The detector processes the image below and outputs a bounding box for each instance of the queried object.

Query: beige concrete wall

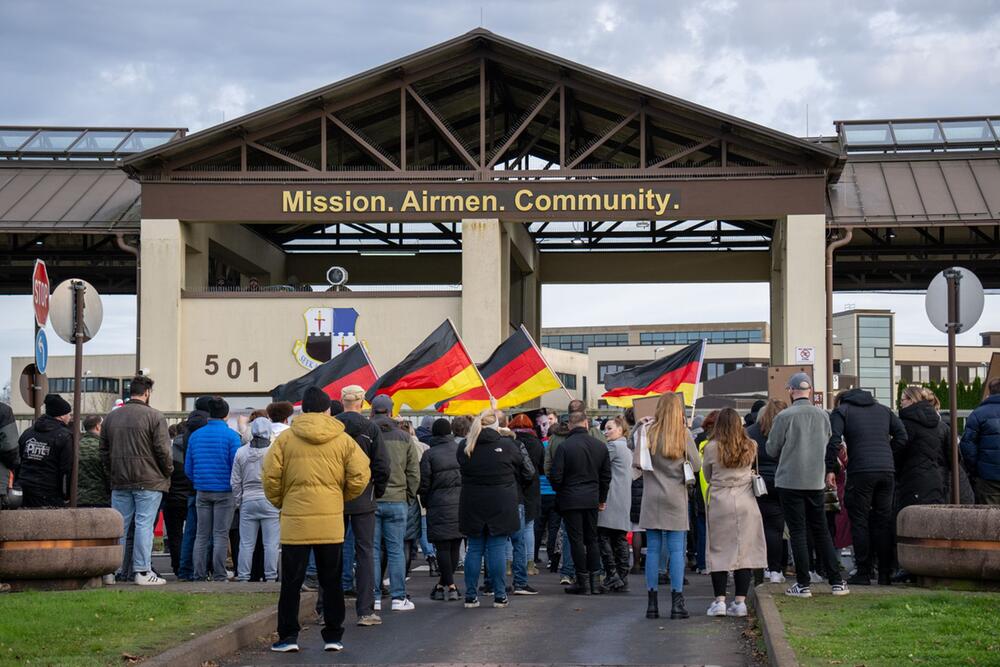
[894,345,995,365]
[140,219,185,410]
[771,214,828,394]
[538,347,588,408]
[179,294,461,396]
[9,354,135,414]
[461,219,509,360]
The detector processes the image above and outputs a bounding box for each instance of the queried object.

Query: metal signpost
[31,259,50,419]
[926,267,985,504]
[50,278,104,508]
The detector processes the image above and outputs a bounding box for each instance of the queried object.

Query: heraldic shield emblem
[293,307,359,370]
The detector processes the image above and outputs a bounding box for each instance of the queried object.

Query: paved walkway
[221,565,757,666]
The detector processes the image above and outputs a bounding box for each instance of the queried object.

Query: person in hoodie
[334,385,389,627]
[263,386,371,654]
[415,416,435,446]
[16,394,73,508]
[509,413,543,593]
[419,418,463,600]
[369,394,420,612]
[827,387,907,586]
[186,396,242,581]
[960,377,1000,506]
[232,416,280,581]
[77,415,110,508]
[896,386,952,510]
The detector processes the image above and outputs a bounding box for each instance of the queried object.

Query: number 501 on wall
[204,354,259,382]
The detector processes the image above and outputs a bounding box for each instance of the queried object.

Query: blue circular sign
[35,329,49,375]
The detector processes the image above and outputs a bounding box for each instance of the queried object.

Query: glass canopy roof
[837,117,1000,152]
[0,127,184,159]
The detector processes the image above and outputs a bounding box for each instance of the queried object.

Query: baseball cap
[371,394,394,414]
[787,372,813,390]
[341,385,365,402]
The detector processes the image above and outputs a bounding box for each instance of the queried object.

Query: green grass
[774,590,1000,666]
[0,589,278,667]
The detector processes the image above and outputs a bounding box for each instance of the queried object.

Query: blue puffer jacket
[185,419,241,492]
[960,395,1000,481]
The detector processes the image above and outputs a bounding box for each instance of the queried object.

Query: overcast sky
[3,0,1000,391]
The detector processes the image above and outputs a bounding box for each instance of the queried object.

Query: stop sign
[32,259,50,327]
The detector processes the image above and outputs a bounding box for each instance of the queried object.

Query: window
[541,333,628,353]
[47,377,120,394]
[598,362,634,384]
[639,328,766,346]
[556,372,577,390]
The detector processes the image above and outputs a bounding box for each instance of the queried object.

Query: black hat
[330,399,344,416]
[194,396,214,412]
[44,394,71,417]
[207,397,230,420]
[432,418,452,437]
[301,386,332,414]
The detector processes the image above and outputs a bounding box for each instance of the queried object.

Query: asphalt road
[221,562,757,667]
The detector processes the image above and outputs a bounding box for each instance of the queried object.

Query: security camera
[139,368,150,376]
[326,266,349,287]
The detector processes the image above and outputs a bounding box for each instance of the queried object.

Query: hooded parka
[896,400,950,509]
[457,428,533,537]
[262,412,371,545]
[418,433,463,542]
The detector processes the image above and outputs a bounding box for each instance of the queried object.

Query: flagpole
[520,324,574,406]
[358,340,381,377]
[688,338,708,424]
[447,318,495,407]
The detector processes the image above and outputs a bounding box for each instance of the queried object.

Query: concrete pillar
[140,219,184,411]
[461,218,508,360]
[770,214,828,395]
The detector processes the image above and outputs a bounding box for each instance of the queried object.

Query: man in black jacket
[16,394,73,508]
[336,385,390,626]
[826,388,907,585]
[0,402,20,509]
[550,411,611,595]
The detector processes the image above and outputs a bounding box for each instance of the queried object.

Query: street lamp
[653,346,666,358]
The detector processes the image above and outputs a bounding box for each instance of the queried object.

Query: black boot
[602,572,624,592]
[646,590,659,619]
[670,591,689,619]
[589,572,606,595]
[565,572,590,595]
[549,552,561,573]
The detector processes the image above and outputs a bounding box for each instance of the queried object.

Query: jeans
[562,508,601,576]
[845,471,895,578]
[693,514,707,571]
[373,501,407,600]
[524,519,535,565]
[178,495,198,579]
[645,529,685,592]
[194,490,235,581]
[559,521,575,576]
[511,504,529,587]
[778,488,844,587]
[344,512,376,616]
[237,498,279,581]
[111,489,162,574]
[464,532,508,601]
[419,516,435,557]
[278,543,344,643]
[341,523,356,590]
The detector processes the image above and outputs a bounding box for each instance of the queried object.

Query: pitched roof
[123,29,838,173]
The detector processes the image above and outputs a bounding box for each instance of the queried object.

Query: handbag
[682,441,696,487]
[752,448,768,497]
[638,422,654,472]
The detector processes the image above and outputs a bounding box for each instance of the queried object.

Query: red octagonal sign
[32,259,50,327]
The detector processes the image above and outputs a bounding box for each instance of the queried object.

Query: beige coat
[633,429,702,531]
[702,440,767,572]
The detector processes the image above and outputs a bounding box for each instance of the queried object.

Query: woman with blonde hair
[633,392,702,620]
[746,399,789,583]
[456,409,534,609]
[703,408,767,617]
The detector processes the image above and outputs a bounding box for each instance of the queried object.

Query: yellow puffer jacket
[263,412,371,545]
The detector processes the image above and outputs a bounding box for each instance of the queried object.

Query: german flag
[437,326,562,415]
[271,343,378,406]
[601,340,706,408]
[365,320,486,414]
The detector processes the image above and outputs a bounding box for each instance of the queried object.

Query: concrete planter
[0,508,123,589]
[897,505,1000,582]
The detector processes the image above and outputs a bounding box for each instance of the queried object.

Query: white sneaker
[134,571,166,586]
[391,598,415,611]
[785,583,812,598]
[373,598,381,611]
[727,600,748,617]
[769,570,786,584]
[706,599,727,616]
[809,571,823,583]
[324,641,344,652]
[102,574,116,586]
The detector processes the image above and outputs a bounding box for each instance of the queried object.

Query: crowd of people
[1,371,999,650]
